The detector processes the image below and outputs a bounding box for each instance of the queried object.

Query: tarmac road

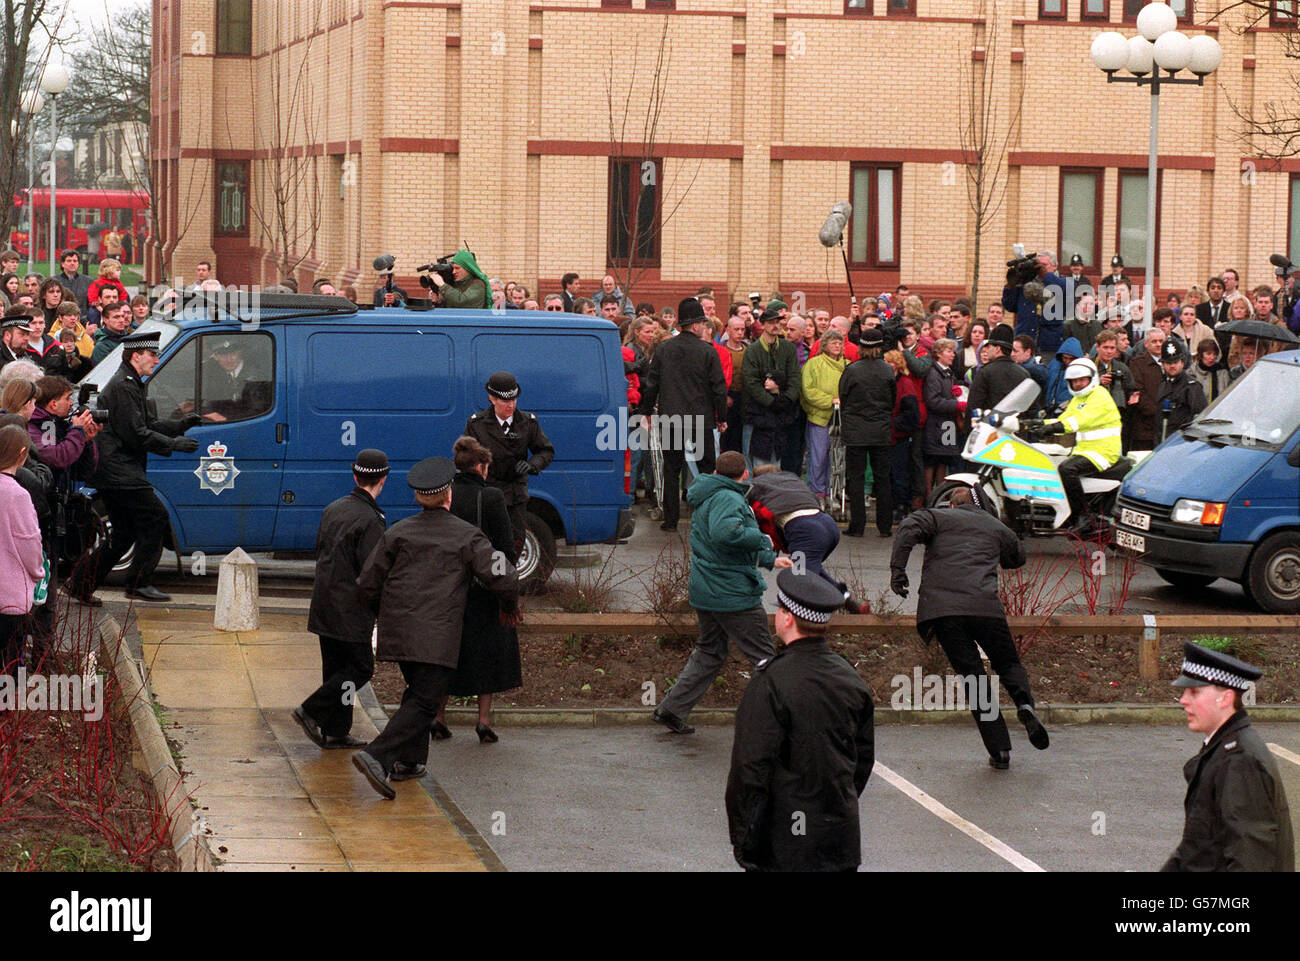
[427,721,1300,873]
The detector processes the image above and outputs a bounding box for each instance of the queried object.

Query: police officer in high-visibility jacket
[1024,357,1121,533]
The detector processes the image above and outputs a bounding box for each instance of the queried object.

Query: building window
[1040,0,1066,18]
[1289,175,1300,264]
[608,158,662,268]
[216,0,253,55]
[600,0,633,6]
[215,161,249,237]
[843,0,913,12]
[1116,169,1162,275]
[1059,169,1102,270]
[849,163,900,267]
[645,0,676,7]
[885,0,916,13]
[845,0,870,13]
[1274,2,1297,25]
[1124,0,1191,20]
[1082,0,1110,18]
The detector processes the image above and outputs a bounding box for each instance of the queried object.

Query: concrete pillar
[214,547,259,632]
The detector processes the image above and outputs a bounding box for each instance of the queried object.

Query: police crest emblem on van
[194,441,240,495]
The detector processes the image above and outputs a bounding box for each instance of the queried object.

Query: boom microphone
[819,202,853,248]
[373,254,396,272]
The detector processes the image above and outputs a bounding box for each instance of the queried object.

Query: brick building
[151,0,1300,312]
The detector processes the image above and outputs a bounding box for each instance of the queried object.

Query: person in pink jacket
[0,424,45,673]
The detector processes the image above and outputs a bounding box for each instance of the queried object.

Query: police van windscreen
[1191,359,1300,450]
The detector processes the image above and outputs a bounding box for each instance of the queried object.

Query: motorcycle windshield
[992,378,1041,415]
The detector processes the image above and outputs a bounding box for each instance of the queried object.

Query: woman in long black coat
[922,338,964,498]
[433,435,522,743]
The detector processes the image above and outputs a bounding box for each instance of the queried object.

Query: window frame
[1288,173,1300,265]
[1273,1,1297,26]
[884,0,916,14]
[1058,167,1103,273]
[153,332,277,428]
[843,0,871,14]
[1115,167,1164,280]
[607,157,664,270]
[215,0,253,56]
[1039,0,1067,20]
[1081,0,1111,19]
[848,161,902,269]
[214,160,250,238]
[1124,0,1192,22]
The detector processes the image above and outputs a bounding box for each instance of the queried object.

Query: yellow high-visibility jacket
[1047,383,1121,470]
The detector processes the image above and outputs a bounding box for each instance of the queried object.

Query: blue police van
[82,294,635,588]
[1112,348,1300,612]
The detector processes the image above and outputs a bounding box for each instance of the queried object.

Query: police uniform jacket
[1156,372,1208,442]
[464,408,555,507]
[1161,711,1294,872]
[358,508,518,668]
[837,357,896,448]
[726,638,875,872]
[306,488,386,644]
[92,363,196,491]
[968,354,1029,412]
[890,503,1025,624]
[639,331,728,426]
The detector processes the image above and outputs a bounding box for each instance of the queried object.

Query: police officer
[890,487,1049,769]
[464,371,555,552]
[82,330,200,602]
[726,569,875,872]
[295,449,389,750]
[1098,254,1125,294]
[1065,252,1094,297]
[1155,339,1207,444]
[352,457,520,798]
[1162,642,1294,872]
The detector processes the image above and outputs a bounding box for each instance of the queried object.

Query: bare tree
[0,1,66,244]
[957,1,1022,311]
[604,17,707,306]
[1215,3,1300,157]
[235,1,327,285]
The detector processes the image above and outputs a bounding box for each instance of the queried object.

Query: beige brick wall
[154,0,1300,304]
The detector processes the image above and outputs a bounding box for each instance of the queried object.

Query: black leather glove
[515,460,533,478]
[171,436,199,454]
[180,413,203,431]
[1040,421,1065,435]
[890,571,909,599]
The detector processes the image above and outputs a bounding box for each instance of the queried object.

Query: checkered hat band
[414,482,451,495]
[777,589,833,624]
[488,387,519,399]
[1180,659,1249,690]
[352,463,389,475]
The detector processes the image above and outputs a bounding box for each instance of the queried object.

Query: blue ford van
[1112,348,1300,612]
[82,295,635,587]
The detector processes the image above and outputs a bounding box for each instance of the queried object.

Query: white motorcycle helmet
[1064,357,1099,396]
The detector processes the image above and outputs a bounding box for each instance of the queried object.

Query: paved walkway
[136,609,491,872]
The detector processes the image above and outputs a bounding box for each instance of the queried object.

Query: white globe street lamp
[39,63,72,275]
[1089,2,1221,324]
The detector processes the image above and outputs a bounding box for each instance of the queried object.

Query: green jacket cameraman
[428,249,492,308]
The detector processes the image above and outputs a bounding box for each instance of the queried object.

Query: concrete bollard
[214,547,260,632]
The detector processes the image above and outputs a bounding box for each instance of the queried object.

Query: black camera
[72,385,109,424]
[1006,252,1041,288]
[417,254,458,290]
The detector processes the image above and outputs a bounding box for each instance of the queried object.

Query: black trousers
[846,445,893,536]
[365,661,454,772]
[505,502,528,555]
[0,612,29,675]
[302,636,375,737]
[720,395,744,453]
[1058,454,1100,520]
[780,410,806,475]
[926,615,1035,756]
[91,487,169,591]
[661,431,716,527]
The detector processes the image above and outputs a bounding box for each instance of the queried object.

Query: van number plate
[1115,529,1146,552]
[1120,508,1150,531]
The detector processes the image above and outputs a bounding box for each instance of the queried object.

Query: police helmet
[1064,357,1099,395]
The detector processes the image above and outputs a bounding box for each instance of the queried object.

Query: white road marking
[874,761,1046,873]
[1267,743,1300,768]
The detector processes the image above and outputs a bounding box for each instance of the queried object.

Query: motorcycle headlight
[1171,499,1226,526]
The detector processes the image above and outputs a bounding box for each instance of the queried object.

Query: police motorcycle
[926,376,1147,537]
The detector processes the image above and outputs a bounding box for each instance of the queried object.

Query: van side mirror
[1289,444,1300,468]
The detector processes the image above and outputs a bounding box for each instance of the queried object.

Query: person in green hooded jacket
[650,450,794,736]
[427,249,492,309]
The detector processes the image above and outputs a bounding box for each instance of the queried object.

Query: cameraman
[81,330,201,603]
[1002,249,1067,358]
[426,249,492,309]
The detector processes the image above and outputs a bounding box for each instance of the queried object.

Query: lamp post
[19,89,45,274]
[1090,2,1221,324]
[39,63,71,276]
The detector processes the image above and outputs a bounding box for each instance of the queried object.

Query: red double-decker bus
[10,188,150,264]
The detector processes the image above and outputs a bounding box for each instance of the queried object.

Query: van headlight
[1171,499,1226,525]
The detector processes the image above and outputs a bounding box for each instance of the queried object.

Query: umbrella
[1214,319,1300,345]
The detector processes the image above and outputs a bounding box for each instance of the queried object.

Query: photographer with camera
[1002,247,1067,359]
[371,256,409,308]
[77,330,202,604]
[423,249,492,309]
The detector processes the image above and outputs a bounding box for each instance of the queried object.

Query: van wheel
[1246,532,1300,613]
[517,512,557,595]
[1154,568,1217,592]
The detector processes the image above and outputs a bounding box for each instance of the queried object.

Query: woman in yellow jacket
[801,331,848,501]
